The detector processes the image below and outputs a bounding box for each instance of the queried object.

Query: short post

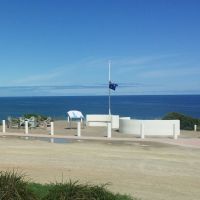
[107,122,112,138]
[173,124,177,139]
[50,122,54,135]
[77,122,81,137]
[50,138,54,143]
[25,121,29,134]
[194,124,197,132]
[140,123,144,139]
[2,120,6,133]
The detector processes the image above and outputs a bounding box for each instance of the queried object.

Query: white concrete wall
[87,121,108,127]
[111,115,119,129]
[86,115,111,122]
[86,114,119,129]
[119,118,180,137]
[120,117,131,120]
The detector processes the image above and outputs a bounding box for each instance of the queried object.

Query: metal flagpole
[108,60,111,115]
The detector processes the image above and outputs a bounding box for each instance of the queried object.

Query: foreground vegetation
[0,171,136,200]
[163,112,200,130]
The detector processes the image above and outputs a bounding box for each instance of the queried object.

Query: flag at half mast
[109,81,118,91]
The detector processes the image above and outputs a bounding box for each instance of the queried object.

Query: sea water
[0,95,200,120]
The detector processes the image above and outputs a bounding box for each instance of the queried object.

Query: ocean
[0,95,200,121]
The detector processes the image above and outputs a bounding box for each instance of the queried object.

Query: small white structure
[77,122,81,137]
[50,122,54,135]
[86,114,119,129]
[67,110,84,122]
[25,121,29,134]
[194,124,197,132]
[107,122,112,138]
[2,120,6,133]
[67,110,84,129]
[119,118,180,138]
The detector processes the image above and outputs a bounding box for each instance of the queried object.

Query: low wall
[86,114,119,129]
[119,118,180,137]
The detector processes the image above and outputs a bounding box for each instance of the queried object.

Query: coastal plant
[23,113,48,121]
[0,171,37,200]
[162,112,200,130]
[27,183,53,199]
[42,181,134,200]
[0,171,136,200]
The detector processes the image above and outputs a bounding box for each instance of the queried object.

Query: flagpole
[108,60,111,115]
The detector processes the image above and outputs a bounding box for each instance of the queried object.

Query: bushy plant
[23,113,48,121]
[163,112,200,130]
[27,183,52,199]
[0,171,37,200]
[43,181,134,200]
[0,171,136,200]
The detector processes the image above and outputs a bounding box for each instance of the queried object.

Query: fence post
[107,122,112,138]
[2,120,6,133]
[50,122,54,135]
[77,122,81,137]
[25,121,29,134]
[50,138,54,143]
[173,124,177,139]
[140,122,144,139]
[194,124,197,132]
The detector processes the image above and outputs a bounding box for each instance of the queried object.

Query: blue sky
[0,0,200,96]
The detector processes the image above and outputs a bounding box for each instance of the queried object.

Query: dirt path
[0,137,200,200]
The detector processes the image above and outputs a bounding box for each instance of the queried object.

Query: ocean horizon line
[0,95,200,120]
[0,94,200,98]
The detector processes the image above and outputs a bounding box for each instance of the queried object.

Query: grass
[0,171,136,200]
[41,181,135,200]
[27,183,52,199]
[0,171,37,200]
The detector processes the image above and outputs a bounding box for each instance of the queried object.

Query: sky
[0,0,200,96]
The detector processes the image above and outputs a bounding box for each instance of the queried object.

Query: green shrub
[27,183,53,199]
[0,171,37,200]
[163,112,200,130]
[23,114,48,121]
[42,181,134,200]
[0,171,136,200]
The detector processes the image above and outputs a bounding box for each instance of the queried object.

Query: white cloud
[1,54,199,96]
[139,66,200,79]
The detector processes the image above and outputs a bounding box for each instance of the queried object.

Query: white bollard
[25,121,29,134]
[77,122,81,137]
[50,138,54,143]
[107,122,112,138]
[173,124,177,139]
[140,123,144,139]
[50,122,54,135]
[194,125,197,132]
[2,120,6,133]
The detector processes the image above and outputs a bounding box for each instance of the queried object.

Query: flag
[109,81,118,91]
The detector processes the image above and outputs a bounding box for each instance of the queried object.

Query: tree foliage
[163,112,200,130]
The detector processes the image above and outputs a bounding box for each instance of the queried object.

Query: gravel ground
[0,133,200,200]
